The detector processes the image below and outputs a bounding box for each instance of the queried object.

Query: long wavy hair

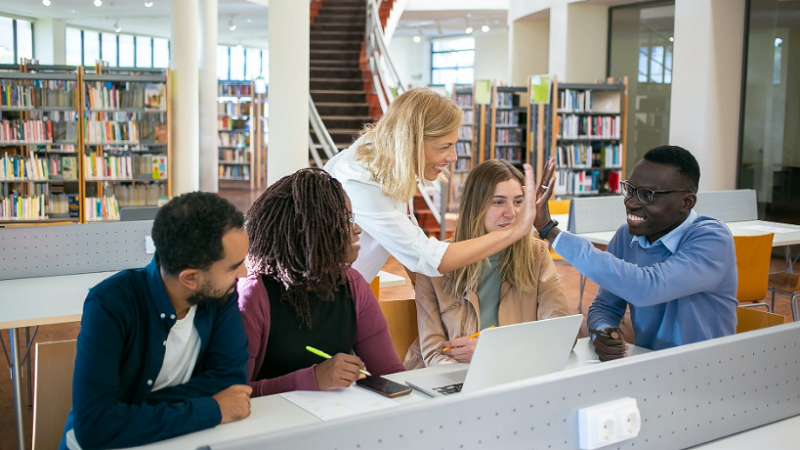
[355,88,463,203]
[442,160,538,297]
[245,168,352,327]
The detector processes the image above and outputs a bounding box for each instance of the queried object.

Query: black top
[257,275,357,381]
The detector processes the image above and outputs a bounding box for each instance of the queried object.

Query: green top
[477,252,503,329]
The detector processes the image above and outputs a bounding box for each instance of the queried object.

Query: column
[548,3,568,82]
[199,0,219,192]
[669,0,746,191]
[170,0,200,195]
[509,12,549,86]
[268,0,310,185]
[564,3,608,82]
[33,18,66,65]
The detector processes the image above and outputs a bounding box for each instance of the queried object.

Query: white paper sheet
[279,387,398,421]
[741,225,798,234]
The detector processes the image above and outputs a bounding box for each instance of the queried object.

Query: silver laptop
[406,314,583,397]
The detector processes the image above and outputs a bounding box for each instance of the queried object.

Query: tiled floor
[1,188,797,450]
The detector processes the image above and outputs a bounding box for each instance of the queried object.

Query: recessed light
[236,44,243,49]
[481,24,490,33]
[69,9,78,13]
[144,1,153,6]
[94,0,102,6]
[42,0,51,6]
[246,18,252,23]
[229,19,237,31]
[114,21,121,32]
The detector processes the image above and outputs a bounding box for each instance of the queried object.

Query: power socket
[578,397,640,450]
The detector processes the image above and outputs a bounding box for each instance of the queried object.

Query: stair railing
[365,0,443,229]
[308,96,339,163]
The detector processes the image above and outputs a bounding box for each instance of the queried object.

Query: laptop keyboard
[433,382,464,395]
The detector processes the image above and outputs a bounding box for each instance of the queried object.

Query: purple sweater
[237,268,405,397]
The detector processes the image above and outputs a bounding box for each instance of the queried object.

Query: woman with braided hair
[324,87,548,283]
[237,168,405,397]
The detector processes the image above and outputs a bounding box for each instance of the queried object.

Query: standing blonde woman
[405,159,570,369]
[324,88,550,281]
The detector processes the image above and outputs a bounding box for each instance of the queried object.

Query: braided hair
[245,168,352,327]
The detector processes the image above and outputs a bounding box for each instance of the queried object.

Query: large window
[0,16,33,65]
[430,37,475,87]
[153,38,169,68]
[136,36,152,68]
[216,45,268,81]
[101,33,117,66]
[738,0,800,224]
[608,1,675,172]
[118,34,134,67]
[83,30,99,66]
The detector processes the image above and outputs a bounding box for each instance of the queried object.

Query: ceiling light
[413,28,422,43]
[236,44,243,49]
[465,16,472,35]
[69,9,78,13]
[669,36,674,42]
[42,0,51,6]
[482,23,490,33]
[114,21,121,33]
[228,19,237,31]
[246,18,252,23]
[144,1,153,7]
[94,0,102,7]
[775,37,783,47]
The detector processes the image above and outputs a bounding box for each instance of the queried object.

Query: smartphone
[356,376,412,398]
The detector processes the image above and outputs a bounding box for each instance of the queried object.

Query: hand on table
[313,353,366,390]
[441,336,478,363]
[213,384,252,424]
[592,327,628,362]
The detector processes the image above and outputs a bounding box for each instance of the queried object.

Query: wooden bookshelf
[217,81,267,190]
[448,84,474,213]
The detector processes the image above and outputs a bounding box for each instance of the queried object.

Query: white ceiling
[394,9,508,38]
[0,0,270,48]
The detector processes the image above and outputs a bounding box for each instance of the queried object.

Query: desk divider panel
[0,221,153,281]
[694,190,758,223]
[205,323,800,450]
[568,196,626,234]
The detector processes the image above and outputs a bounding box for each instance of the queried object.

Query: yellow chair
[370,277,419,361]
[33,340,77,450]
[547,200,571,264]
[733,234,774,311]
[736,307,786,333]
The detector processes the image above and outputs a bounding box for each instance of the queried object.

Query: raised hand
[534,158,557,231]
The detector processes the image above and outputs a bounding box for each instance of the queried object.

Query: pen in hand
[305,346,372,376]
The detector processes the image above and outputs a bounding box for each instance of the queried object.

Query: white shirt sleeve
[344,178,450,277]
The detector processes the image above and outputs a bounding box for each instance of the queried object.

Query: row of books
[558,115,621,139]
[555,144,623,169]
[0,154,78,180]
[496,111,521,126]
[0,194,47,220]
[219,165,250,180]
[1,120,54,143]
[496,92,516,108]
[109,184,167,207]
[496,129,523,145]
[219,133,249,148]
[218,117,248,131]
[219,84,252,97]
[85,82,166,110]
[218,102,251,117]
[458,126,473,140]
[83,120,140,143]
[85,196,120,221]
[48,193,78,216]
[84,153,168,180]
[455,141,471,157]
[1,80,78,108]
[220,148,250,163]
[462,110,473,124]
[553,170,622,196]
[453,159,471,173]
[455,94,472,108]
[494,148,522,163]
[559,89,594,112]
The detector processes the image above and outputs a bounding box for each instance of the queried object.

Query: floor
[1,188,798,450]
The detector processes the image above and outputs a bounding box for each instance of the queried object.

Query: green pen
[305,346,372,376]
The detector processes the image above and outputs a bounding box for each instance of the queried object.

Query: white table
[63,338,649,450]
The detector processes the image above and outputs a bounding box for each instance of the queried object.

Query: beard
[187,279,236,306]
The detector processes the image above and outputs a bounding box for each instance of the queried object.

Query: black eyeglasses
[619,181,694,205]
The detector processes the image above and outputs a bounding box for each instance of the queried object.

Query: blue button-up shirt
[553,212,738,350]
[61,256,249,450]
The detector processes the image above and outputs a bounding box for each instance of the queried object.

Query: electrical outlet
[578,397,640,449]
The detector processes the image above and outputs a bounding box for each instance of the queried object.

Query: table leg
[26,327,32,407]
[578,274,586,314]
[9,328,26,450]
[787,246,794,275]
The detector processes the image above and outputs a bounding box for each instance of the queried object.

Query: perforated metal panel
[0,221,153,281]
[206,323,800,450]
[694,190,758,223]
[568,196,626,234]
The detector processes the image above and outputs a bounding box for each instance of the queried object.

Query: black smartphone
[356,376,412,398]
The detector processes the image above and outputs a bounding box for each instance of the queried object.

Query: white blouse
[324,139,450,281]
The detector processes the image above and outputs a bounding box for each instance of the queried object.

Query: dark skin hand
[591,327,628,362]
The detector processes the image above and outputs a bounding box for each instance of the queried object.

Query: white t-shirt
[152,305,201,392]
[324,138,450,281]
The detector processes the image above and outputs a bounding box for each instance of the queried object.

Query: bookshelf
[449,84,474,213]
[550,78,627,198]
[218,81,267,190]
[490,85,527,166]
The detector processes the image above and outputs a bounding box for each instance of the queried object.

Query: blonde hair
[443,159,538,297]
[355,88,463,203]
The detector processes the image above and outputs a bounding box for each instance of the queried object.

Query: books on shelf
[218,83,252,97]
[462,110,473,123]
[458,126,473,140]
[555,144,623,169]
[455,141,471,157]
[47,193,77,216]
[0,154,76,181]
[495,110,520,126]
[85,82,166,110]
[494,147,522,163]
[0,194,47,220]
[220,148,250,163]
[218,101,250,117]
[144,84,166,110]
[85,196,120,221]
[219,133,248,148]
[454,159,471,173]
[1,79,78,109]
[110,184,166,207]
[84,120,140,143]
[84,153,167,180]
[495,129,522,145]
[455,93,472,108]
[1,119,54,143]
[218,116,248,131]
[219,165,250,180]
[559,89,592,112]
[497,92,516,108]
[553,169,622,196]
[558,114,621,139]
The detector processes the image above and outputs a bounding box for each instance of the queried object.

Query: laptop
[406,314,583,397]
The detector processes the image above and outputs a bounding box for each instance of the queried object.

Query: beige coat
[404,239,571,369]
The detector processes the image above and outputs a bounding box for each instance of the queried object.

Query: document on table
[741,225,797,234]
[279,387,398,421]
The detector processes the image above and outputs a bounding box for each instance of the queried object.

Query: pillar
[268,0,310,185]
[509,11,549,86]
[199,0,219,192]
[33,18,66,65]
[170,0,200,194]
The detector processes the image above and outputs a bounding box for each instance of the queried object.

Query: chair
[736,307,786,333]
[768,272,800,322]
[547,200,571,265]
[370,277,419,361]
[33,340,77,450]
[733,234,774,311]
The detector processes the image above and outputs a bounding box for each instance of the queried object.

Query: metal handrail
[308,96,338,159]
[308,135,324,168]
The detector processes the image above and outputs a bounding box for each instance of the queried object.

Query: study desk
[63,338,649,450]
[0,270,404,450]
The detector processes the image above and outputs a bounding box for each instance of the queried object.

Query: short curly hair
[643,145,701,192]
[151,192,244,275]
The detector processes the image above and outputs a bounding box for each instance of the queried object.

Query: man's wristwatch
[537,218,559,240]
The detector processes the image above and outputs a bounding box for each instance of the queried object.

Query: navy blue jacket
[60,256,249,449]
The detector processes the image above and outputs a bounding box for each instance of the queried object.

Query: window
[101,33,117,66]
[0,16,34,65]
[229,46,245,80]
[66,27,82,66]
[261,50,269,83]
[246,48,261,80]
[83,30,99,66]
[217,45,230,80]
[118,34,134,67]
[153,38,169,68]
[136,36,152,68]
[431,37,474,87]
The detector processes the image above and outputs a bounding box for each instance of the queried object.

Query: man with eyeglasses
[535,146,737,361]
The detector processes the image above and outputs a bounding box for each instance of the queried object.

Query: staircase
[310,0,373,152]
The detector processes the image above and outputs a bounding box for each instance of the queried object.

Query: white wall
[33,18,66,65]
[474,31,510,84]
[565,2,608,82]
[388,36,428,88]
[509,14,549,85]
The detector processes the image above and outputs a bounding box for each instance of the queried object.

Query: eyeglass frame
[619,180,695,205]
